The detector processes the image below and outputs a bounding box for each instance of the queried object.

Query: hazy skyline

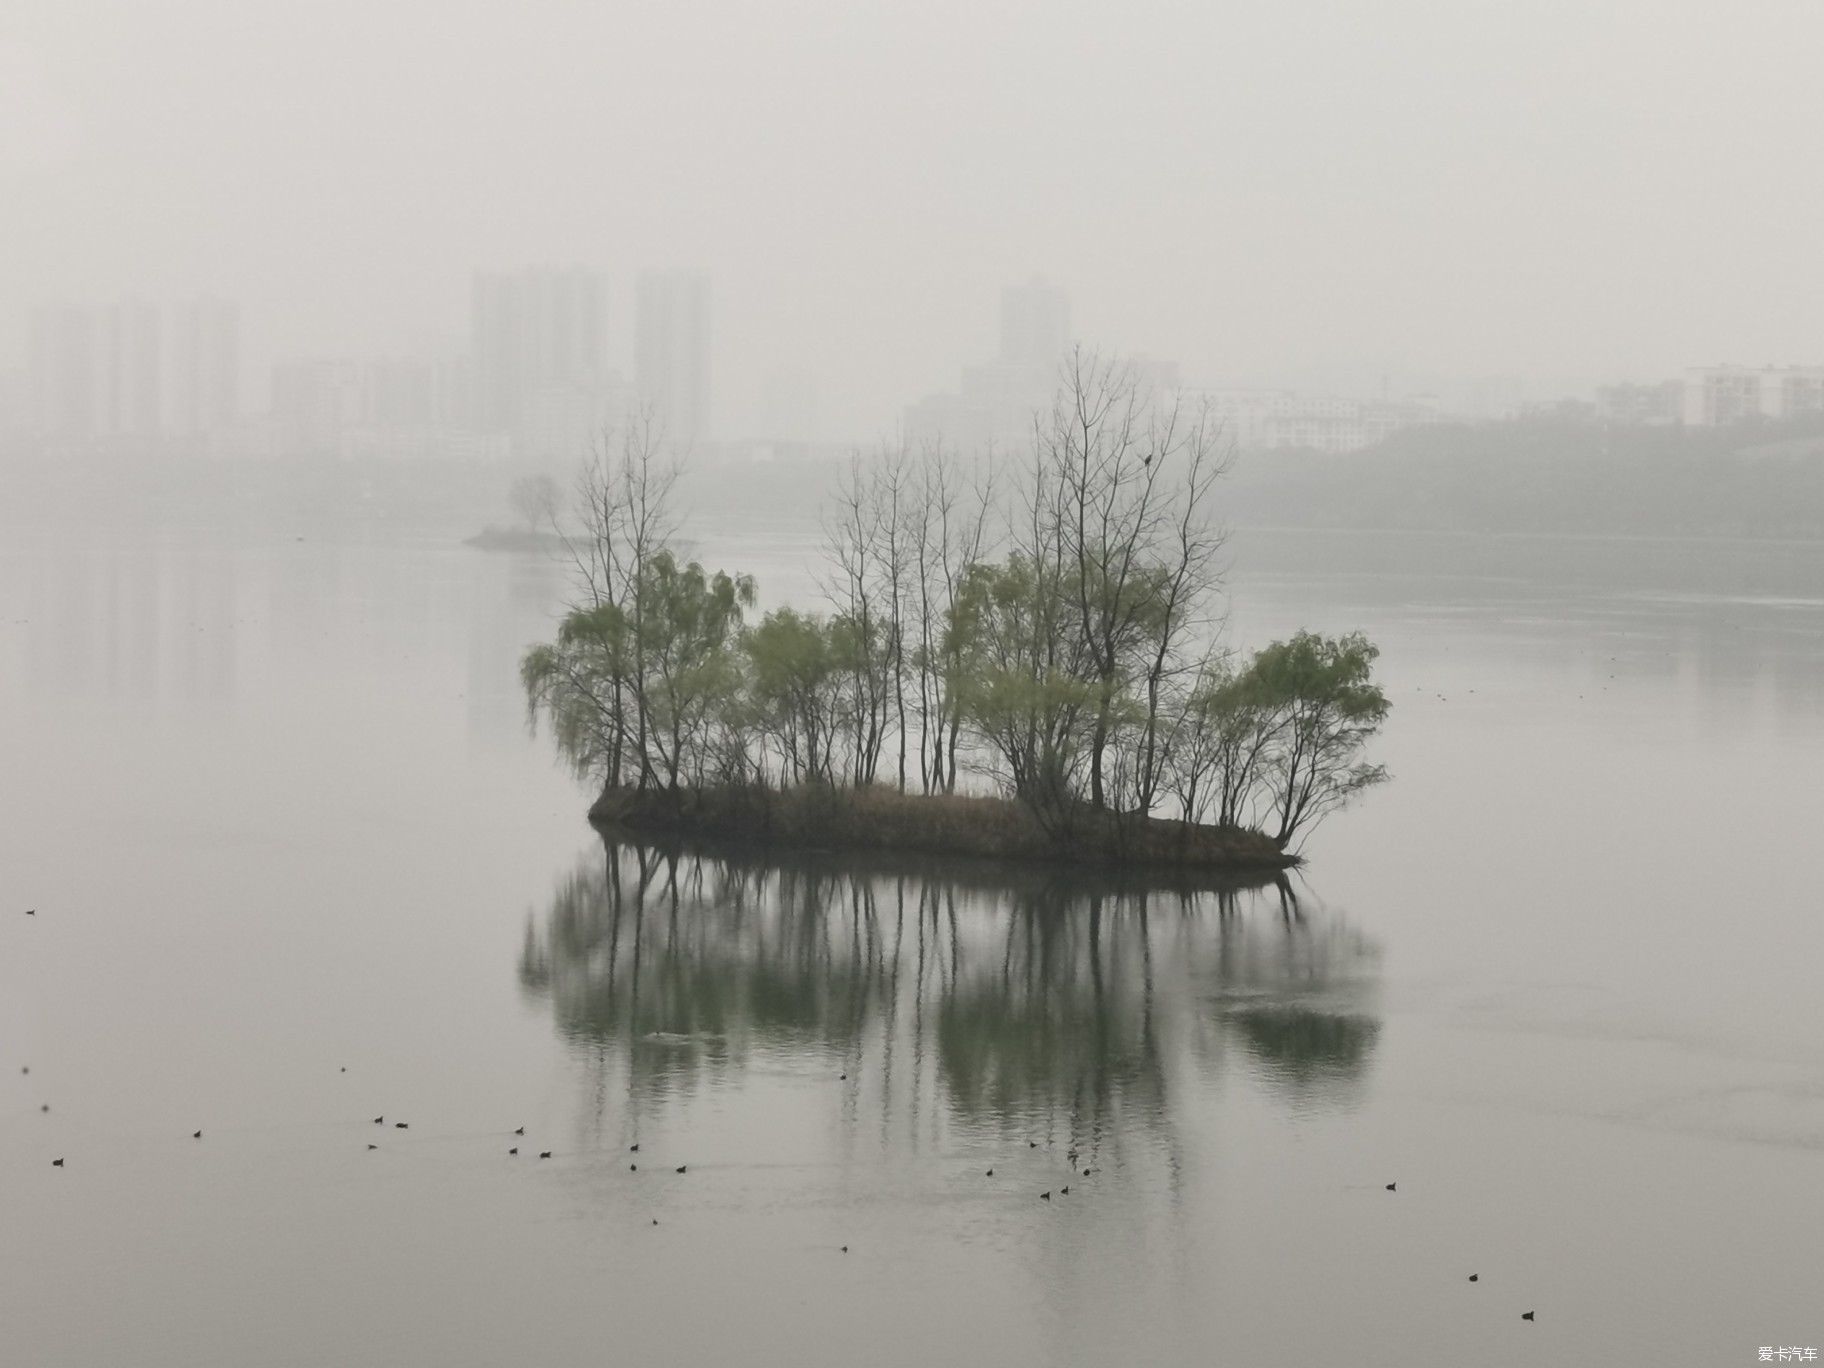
[5,0,1823,438]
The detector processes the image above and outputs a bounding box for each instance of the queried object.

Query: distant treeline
[522,354,1390,861]
[1223,414,1824,539]
[667,413,1824,542]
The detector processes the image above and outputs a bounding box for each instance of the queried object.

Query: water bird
[1040,1191,1051,1200]
[651,1219,658,1226]
[1028,1141,1037,1148]
[1522,1312,1535,1322]
[514,1127,524,1136]
[1061,1185,1070,1195]
[192,1130,202,1139]
[841,1245,848,1253]
[394,1123,408,1129]
[42,1105,50,1113]
[839,1073,846,1080]
[25,909,34,916]
[630,1143,639,1152]
[52,1158,63,1167]
[340,1067,346,1073]
[367,1144,377,1150]
[675,1165,687,1174]
[630,1163,637,1171]
[508,1148,518,1156]
[1385,1183,1396,1191]
[1082,1168,1090,1176]
[539,1151,552,1159]
[373,1116,383,1125]
[1468,1275,1478,1282]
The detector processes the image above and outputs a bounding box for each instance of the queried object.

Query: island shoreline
[587,784,1301,875]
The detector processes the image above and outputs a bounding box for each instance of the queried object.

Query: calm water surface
[3,512,1822,1366]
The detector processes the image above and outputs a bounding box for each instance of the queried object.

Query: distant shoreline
[463,526,565,552]
[587,784,1301,875]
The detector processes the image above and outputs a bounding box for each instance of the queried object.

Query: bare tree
[820,453,895,786]
[508,473,563,533]
[905,440,996,793]
[1022,349,1231,816]
[550,408,682,791]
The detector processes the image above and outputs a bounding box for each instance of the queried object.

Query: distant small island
[522,360,1390,871]
[467,474,568,551]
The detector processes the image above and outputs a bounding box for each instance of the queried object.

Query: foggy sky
[4,0,1822,438]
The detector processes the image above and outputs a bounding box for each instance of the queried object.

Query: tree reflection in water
[519,836,1381,1153]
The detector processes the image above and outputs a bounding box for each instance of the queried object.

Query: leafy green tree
[1163,660,1285,829]
[523,550,754,794]
[1249,631,1390,849]
[745,608,846,784]
[951,556,1099,824]
[637,552,756,789]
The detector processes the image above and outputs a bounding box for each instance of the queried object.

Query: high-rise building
[1682,364,1824,426]
[270,359,367,457]
[99,301,162,438]
[28,304,99,438]
[27,297,234,446]
[905,279,1072,451]
[470,266,608,439]
[168,298,240,438]
[635,270,711,444]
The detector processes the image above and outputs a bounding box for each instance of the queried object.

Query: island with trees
[521,356,1390,872]
[466,473,568,551]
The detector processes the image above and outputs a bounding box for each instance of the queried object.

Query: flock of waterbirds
[19,902,1539,1325]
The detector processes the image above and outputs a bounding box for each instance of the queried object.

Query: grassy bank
[587,784,1298,873]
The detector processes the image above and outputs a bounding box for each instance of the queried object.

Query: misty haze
[4,3,1823,1366]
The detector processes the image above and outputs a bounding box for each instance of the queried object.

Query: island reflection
[518,837,1382,1143]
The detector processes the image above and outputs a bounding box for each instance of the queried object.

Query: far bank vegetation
[522,354,1390,866]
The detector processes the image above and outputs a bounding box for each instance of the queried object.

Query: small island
[523,357,1390,872]
[466,474,568,552]
[590,783,1296,871]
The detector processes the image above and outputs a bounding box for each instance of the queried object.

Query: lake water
[3,504,1822,1366]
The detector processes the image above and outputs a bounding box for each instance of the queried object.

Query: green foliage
[523,550,754,792]
[1247,631,1390,848]
[744,608,844,784]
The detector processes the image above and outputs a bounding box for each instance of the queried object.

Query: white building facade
[1682,365,1824,426]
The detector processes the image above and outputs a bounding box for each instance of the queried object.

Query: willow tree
[1251,632,1390,849]
[522,551,754,794]
[745,607,846,785]
[525,413,755,796]
[1161,658,1284,830]
[547,413,681,790]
